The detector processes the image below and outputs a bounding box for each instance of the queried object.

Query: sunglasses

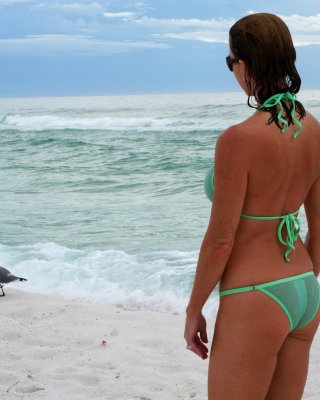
[226,56,239,72]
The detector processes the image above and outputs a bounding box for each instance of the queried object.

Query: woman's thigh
[208,291,291,400]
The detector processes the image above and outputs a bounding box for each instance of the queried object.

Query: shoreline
[0,88,319,101]
[1,288,319,399]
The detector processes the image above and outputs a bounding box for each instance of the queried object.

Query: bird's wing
[0,267,20,283]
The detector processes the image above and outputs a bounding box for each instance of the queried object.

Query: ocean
[1,90,319,315]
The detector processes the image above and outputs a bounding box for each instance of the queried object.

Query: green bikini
[205,166,300,262]
[205,92,320,331]
[220,271,319,330]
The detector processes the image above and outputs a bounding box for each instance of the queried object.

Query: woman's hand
[184,312,209,360]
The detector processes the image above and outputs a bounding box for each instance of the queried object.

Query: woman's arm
[184,126,248,359]
[186,126,249,316]
[304,176,320,277]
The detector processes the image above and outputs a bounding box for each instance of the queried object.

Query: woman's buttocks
[219,221,314,291]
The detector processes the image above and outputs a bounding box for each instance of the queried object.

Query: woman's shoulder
[216,124,247,152]
[304,110,320,129]
[218,114,266,147]
[220,109,320,144]
[216,123,254,166]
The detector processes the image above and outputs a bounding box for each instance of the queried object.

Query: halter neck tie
[259,92,302,138]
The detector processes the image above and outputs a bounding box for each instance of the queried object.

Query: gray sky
[1,1,320,97]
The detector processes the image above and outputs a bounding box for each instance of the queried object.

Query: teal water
[0,92,250,252]
[0,91,318,313]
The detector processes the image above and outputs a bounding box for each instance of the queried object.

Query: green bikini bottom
[220,271,320,331]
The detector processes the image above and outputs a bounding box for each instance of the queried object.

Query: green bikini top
[204,92,301,262]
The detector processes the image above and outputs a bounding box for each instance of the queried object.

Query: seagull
[0,266,27,296]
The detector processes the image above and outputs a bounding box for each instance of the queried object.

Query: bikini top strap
[258,92,302,138]
[241,211,300,262]
[277,211,300,262]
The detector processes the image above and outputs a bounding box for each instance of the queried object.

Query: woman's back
[220,109,320,288]
[242,110,320,214]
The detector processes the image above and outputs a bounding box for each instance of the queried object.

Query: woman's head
[229,13,300,103]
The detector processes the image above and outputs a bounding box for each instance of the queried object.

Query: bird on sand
[0,266,27,296]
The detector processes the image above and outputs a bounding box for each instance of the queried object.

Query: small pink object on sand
[101,339,107,345]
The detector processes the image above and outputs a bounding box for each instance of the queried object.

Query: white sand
[0,289,319,400]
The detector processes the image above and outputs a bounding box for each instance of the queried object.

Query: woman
[184,13,320,400]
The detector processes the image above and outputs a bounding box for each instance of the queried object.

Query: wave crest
[0,242,218,315]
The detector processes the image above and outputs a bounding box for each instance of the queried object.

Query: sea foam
[0,242,219,316]
[0,115,174,132]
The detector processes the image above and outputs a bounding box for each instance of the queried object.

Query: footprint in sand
[133,397,152,400]
[16,384,45,394]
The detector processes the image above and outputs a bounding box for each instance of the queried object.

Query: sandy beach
[0,289,319,400]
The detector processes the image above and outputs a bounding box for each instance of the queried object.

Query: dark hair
[229,13,305,129]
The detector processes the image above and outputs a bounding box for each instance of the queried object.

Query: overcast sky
[1,0,320,97]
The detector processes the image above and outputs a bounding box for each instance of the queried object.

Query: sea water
[0,91,319,315]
